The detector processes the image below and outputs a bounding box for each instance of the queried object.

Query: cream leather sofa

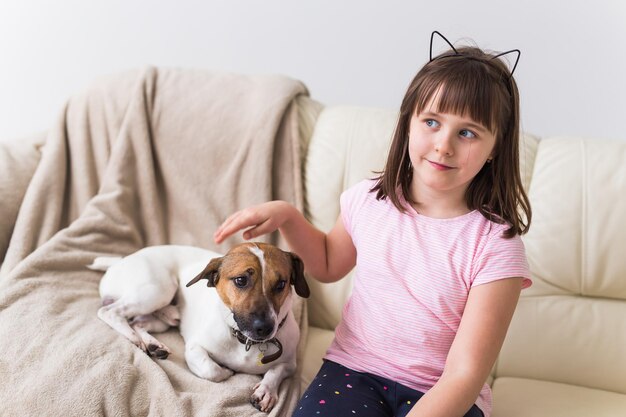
[2,96,625,417]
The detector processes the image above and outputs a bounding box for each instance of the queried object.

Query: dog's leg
[185,343,234,382]
[251,362,296,413]
[152,304,180,327]
[98,268,178,356]
[97,300,147,352]
[130,315,172,359]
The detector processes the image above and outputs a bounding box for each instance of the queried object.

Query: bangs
[414,57,510,135]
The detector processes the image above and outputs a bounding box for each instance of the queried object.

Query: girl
[214,32,532,417]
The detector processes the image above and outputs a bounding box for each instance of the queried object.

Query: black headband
[429,31,521,77]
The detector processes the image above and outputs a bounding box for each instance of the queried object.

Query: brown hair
[371,46,531,238]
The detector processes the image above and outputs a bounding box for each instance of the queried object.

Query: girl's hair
[371,46,531,238]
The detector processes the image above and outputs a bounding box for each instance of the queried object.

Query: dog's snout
[234,310,276,341]
[253,317,273,339]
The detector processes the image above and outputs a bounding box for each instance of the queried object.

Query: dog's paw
[212,366,235,382]
[185,345,235,382]
[147,343,171,360]
[250,382,278,413]
[131,338,148,354]
[197,364,234,382]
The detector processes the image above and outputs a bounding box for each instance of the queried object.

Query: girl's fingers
[214,213,241,243]
[213,215,232,240]
[214,208,269,243]
[242,218,274,240]
[215,211,242,236]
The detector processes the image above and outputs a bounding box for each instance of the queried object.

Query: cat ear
[430,30,458,61]
[492,49,521,77]
[429,31,522,78]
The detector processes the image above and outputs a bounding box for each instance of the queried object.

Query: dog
[89,242,310,412]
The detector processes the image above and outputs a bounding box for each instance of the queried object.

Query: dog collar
[230,317,286,364]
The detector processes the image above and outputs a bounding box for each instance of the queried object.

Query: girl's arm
[213,201,356,283]
[407,277,524,417]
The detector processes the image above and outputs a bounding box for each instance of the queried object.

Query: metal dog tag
[256,343,268,366]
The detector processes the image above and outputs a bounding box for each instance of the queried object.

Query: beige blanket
[0,67,309,416]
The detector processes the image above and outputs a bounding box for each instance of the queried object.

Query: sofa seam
[342,108,357,191]
[525,136,541,196]
[580,138,587,297]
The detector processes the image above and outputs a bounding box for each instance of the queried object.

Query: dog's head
[186,242,309,342]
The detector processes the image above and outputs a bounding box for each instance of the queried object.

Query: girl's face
[407,97,497,208]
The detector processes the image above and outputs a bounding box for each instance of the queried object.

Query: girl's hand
[215,201,356,283]
[213,201,295,244]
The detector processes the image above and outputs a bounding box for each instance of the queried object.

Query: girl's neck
[409,200,471,219]
[408,183,470,219]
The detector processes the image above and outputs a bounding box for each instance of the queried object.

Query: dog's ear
[186,256,223,288]
[289,253,310,298]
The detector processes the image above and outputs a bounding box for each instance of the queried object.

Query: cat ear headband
[429,30,521,77]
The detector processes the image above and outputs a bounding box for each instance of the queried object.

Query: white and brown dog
[89,243,310,412]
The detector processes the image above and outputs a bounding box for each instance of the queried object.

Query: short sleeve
[471,227,532,289]
[339,180,372,243]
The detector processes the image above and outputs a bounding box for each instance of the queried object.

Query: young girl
[213,32,532,417]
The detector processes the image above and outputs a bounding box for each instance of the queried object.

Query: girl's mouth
[427,160,455,170]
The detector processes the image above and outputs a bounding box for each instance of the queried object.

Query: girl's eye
[459,129,477,139]
[425,119,440,128]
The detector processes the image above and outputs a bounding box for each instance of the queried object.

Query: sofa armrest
[0,133,45,264]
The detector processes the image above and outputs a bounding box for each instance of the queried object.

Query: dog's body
[91,243,309,412]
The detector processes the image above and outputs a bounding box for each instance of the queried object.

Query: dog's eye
[233,276,248,288]
[275,280,287,292]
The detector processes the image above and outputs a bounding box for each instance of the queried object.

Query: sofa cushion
[492,377,626,417]
[300,326,335,392]
[519,133,539,194]
[522,137,626,299]
[497,294,626,394]
[496,137,626,396]
[295,95,324,164]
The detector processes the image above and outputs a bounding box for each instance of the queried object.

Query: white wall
[1,0,625,142]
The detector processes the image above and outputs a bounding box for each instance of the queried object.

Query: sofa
[1,80,626,417]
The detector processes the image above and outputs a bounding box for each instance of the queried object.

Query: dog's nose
[252,318,273,339]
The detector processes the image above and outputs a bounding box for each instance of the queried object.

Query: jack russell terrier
[89,243,310,412]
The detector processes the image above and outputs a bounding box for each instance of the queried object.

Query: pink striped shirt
[325,179,531,417]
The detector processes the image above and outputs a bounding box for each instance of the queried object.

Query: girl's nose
[434,130,454,156]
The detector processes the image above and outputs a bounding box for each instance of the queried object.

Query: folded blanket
[0,132,45,265]
[0,67,309,417]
